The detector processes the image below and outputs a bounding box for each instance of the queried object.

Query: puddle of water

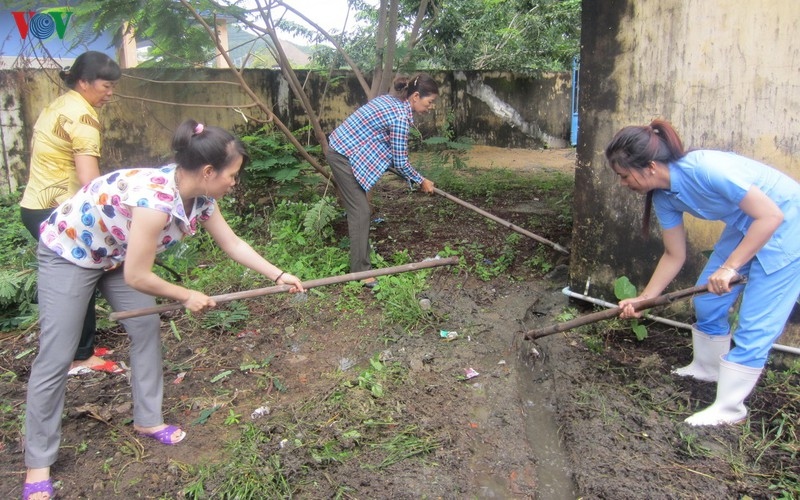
[516,356,580,499]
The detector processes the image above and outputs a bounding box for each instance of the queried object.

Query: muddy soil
[1,147,796,499]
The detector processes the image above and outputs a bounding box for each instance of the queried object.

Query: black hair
[172,119,249,173]
[59,51,121,88]
[391,73,439,100]
[605,119,686,236]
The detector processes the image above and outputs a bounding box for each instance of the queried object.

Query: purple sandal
[22,479,54,499]
[137,424,186,445]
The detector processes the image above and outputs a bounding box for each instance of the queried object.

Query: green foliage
[303,197,339,240]
[223,409,242,426]
[184,349,436,497]
[263,199,349,280]
[427,163,570,202]
[200,300,250,333]
[0,192,38,330]
[184,424,292,499]
[371,254,433,331]
[310,0,580,71]
[419,0,581,71]
[524,246,554,274]
[352,355,387,398]
[153,240,200,282]
[466,234,521,281]
[240,126,321,198]
[68,0,227,67]
[613,276,648,340]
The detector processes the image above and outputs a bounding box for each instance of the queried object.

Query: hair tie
[412,76,419,88]
[193,123,204,135]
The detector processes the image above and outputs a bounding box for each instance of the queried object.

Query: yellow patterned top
[21,90,102,209]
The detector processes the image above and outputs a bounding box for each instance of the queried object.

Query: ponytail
[391,73,439,100]
[172,119,248,173]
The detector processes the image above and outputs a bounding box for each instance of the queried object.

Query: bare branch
[274,0,371,96]
[252,0,329,151]
[178,0,333,183]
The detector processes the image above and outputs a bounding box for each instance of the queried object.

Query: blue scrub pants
[694,245,800,368]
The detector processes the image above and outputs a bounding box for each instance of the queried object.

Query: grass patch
[182,354,441,497]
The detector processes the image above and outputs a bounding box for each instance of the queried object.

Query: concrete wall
[0,69,571,193]
[572,1,800,344]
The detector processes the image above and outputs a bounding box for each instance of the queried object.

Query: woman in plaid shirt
[327,74,439,287]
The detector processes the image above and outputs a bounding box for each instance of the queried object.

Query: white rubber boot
[671,328,731,382]
[684,357,762,426]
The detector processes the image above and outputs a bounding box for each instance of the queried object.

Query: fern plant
[0,268,38,330]
[303,197,339,240]
[200,301,251,333]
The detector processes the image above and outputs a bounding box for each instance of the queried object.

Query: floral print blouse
[40,164,215,270]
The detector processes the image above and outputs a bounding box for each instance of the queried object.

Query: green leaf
[614,276,638,300]
[631,322,648,341]
[211,370,233,383]
[191,405,221,426]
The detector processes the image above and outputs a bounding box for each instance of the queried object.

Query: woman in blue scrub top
[604,119,800,426]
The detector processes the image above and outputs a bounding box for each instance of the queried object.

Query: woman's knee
[123,315,161,342]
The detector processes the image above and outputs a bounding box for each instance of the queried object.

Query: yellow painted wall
[1,69,572,192]
[573,0,800,345]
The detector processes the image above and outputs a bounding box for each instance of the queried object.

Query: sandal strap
[23,479,54,499]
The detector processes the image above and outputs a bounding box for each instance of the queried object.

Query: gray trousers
[327,149,372,273]
[25,242,164,468]
[21,206,98,361]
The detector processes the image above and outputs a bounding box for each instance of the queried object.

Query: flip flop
[22,478,54,500]
[137,424,186,445]
[89,360,125,374]
[93,347,114,356]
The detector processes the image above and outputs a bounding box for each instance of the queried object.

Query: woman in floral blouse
[22,119,304,500]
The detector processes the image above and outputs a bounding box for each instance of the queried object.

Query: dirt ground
[1,146,797,499]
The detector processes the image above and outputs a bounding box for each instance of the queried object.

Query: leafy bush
[0,191,39,330]
[239,125,323,198]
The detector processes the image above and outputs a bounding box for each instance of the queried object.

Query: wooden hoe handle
[524,277,746,340]
[109,256,459,321]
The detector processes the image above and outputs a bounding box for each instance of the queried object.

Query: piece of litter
[251,405,271,420]
[497,359,506,365]
[440,330,459,340]
[236,329,258,338]
[173,372,187,384]
[339,357,356,371]
[67,366,92,376]
[464,368,480,380]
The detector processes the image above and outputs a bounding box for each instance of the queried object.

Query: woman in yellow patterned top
[20,51,121,376]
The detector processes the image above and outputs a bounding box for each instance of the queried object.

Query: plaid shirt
[329,94,424,191]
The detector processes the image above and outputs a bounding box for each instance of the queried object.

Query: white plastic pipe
[562,286,800,356]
